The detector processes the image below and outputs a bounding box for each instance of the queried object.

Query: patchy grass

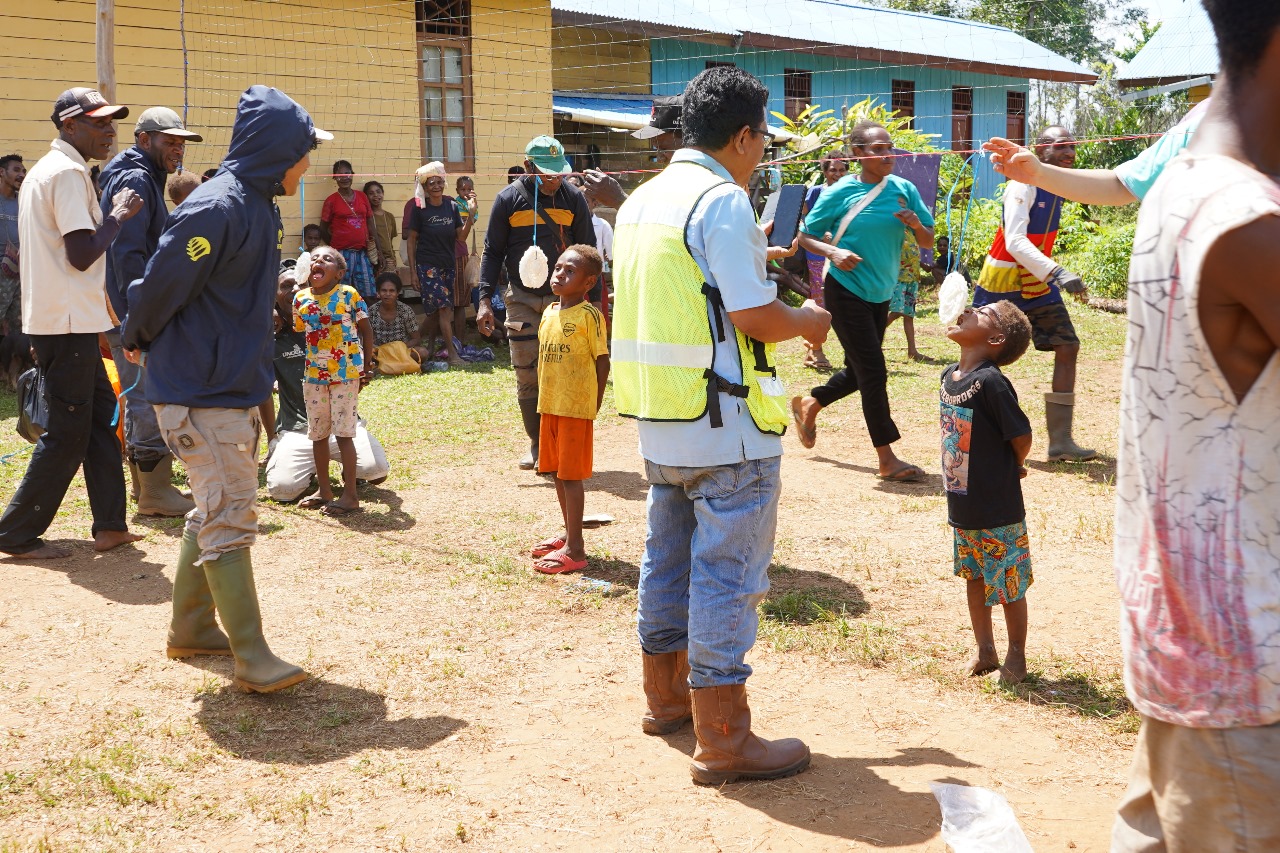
[0,304,1136,849]
[987,654,1140,734]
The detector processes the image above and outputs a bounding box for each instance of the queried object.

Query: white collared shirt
[19,138,114,334]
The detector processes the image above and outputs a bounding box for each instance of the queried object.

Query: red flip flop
[531,535,566,558]
[533,553,589,575]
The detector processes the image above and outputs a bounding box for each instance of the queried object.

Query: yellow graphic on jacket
[537,301,609,420]
[186,236,211,262]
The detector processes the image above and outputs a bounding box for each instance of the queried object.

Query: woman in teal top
[791,120,935,482]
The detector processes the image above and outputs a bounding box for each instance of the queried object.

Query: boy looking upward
[941,302,1034,685]
[530,244,609,574]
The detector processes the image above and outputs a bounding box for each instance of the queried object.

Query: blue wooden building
[551,0,1097,197]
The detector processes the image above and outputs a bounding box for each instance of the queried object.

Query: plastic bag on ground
[930,782,1033,853]
[937,270,970,327]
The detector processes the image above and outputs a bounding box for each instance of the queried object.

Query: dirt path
[0,345,1132,851]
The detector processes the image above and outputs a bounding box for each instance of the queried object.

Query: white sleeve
[1001,182,1058,283]
[601,220,613,261]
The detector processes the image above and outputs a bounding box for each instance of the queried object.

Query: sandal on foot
[321,503,362,517]
[812,355,833,370]
[790,396,816,449]
[533,553,589,574]
[878,463,925,483]
[298,495,328,509]
[531,535,566,558]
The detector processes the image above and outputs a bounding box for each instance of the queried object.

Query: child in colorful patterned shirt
[292,245,375,516]
[530,244,610,574]
[941,301,1034,685]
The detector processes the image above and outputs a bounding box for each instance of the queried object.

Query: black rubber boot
[518,396,540,471]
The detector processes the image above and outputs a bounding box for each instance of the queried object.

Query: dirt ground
[0,328,1133,851]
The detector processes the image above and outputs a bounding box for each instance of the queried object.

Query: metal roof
[552,0,1096,83]
[552,92,797,140]
[551,0,739,37]
[1116,3,1218,87]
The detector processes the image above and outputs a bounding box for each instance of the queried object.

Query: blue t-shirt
[803,173,934,303]
[1115,100,1205,201]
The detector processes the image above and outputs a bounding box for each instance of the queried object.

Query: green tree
[878,0,1140,63]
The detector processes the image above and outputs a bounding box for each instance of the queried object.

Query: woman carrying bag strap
[790,121,936,483]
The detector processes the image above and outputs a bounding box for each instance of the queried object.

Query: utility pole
[96,0,117,157]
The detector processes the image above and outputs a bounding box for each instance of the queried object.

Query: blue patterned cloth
[953,521,1033,606]
[340,248,376,302]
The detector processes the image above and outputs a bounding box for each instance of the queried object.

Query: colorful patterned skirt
[340,248,376,302]
[953,521,1033,606]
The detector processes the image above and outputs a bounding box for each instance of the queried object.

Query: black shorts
[1023,301,1079,352]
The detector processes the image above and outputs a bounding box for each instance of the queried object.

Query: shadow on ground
[1025,455,1116,485]
[578,555,640,590]
[327,483,417,532]
[589,469,649,502]
[191,675,466,764]
[7,543,174,606]
[764,562,870,620]
[811,456,944,495]
[653,737,974,846]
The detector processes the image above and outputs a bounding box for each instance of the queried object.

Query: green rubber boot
[203,549,307,694]
[166,531,232,659]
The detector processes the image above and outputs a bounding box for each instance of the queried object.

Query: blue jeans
[105,330,169,465]
[637,456,781,687]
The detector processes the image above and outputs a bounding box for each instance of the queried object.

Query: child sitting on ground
[292,245,375,517]
[529,244,610,574]
[941,301,1034,684]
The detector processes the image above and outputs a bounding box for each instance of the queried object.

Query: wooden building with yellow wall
[1,0,552,252]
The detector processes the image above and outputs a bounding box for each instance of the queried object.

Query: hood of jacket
[99,144,166,194]
[221,85,317,197]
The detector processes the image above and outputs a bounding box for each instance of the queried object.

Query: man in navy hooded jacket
[99,107,202,517]
[122,86,330,694]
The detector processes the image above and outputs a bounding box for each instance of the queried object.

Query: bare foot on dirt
[967,651,1000,676]
[93,530,144,552]
[990,650,1027,685]
[4,543,73,560]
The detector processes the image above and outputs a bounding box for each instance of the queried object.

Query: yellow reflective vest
[611,160,788,435]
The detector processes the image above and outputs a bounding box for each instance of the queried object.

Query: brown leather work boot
[690,683,811,785]
[642,650,692,734]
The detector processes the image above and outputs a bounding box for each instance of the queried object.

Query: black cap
[633,96,683,140]
[51,87,128,128]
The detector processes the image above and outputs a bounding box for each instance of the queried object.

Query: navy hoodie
[99,144,169,321]
[123,86,317,409]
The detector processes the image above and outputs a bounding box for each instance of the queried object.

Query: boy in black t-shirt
[941,301,1034,685]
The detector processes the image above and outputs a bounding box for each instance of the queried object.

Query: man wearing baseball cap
[583,95,685,210]
[476,134,598,470]
[0,87,145,559]
[99,107,204,518]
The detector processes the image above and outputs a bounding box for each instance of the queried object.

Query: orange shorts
[538,413,593,480]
